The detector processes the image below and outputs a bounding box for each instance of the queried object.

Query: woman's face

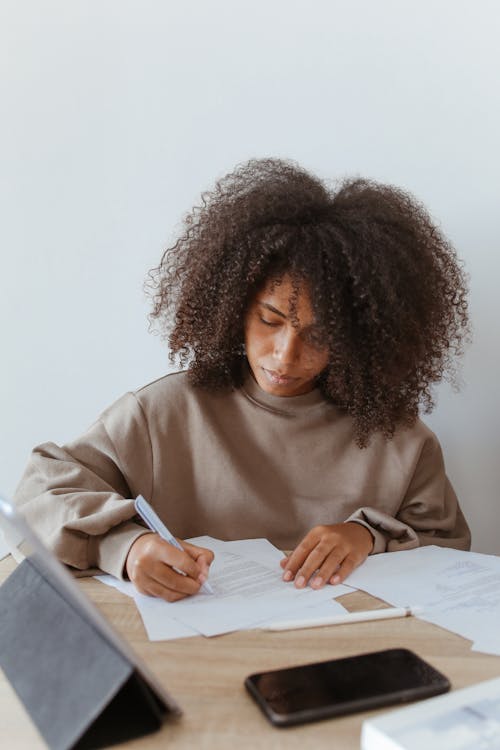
[244,274,329,397]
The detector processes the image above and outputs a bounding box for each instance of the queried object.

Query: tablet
[0,495,181,749]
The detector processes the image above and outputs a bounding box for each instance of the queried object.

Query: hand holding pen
[125,495,214,602]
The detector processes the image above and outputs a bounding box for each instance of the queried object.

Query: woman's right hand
[125,533,214,602]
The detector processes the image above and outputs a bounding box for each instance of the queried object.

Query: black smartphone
[245,648,450,727]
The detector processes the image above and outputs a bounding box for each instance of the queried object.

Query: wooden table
[2,554,500,750]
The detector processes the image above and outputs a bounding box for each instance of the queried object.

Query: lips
[262,368,299,385]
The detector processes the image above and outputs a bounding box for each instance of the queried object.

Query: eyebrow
[258,301,288,319]
[257,300,317,332]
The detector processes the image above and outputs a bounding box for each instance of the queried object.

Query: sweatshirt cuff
[345,519,386,555]
[88,521,152,580]
[345,507,419,555]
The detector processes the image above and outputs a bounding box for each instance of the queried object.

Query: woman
[14,158,471,602]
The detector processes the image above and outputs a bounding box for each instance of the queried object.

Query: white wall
[1,0,499,552]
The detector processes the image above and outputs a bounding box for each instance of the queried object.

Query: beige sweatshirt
[14,369,470,579]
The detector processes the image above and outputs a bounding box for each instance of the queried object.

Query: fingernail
[331,575,340,584]
[198,573,207,584]
[312,576,323,589]
[296,575,305,588]
[283,570,293,582]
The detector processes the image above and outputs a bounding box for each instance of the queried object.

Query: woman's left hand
[280,522,374,588]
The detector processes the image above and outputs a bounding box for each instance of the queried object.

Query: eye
[259,316,279,327]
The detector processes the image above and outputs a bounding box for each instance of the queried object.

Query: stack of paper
[347,545,500,656]
[97,539,500,650]
[361,676,500,750]
[97,536,352,640]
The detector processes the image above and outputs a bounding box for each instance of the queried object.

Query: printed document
[362,676,500,750]
[347,545,500,655]
[96,536,352,639]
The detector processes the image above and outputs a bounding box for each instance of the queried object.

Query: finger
[156,540,205,583]
[192,553,211,581]
[129,561,189,600]
[182,541,215,576]
[282,537,319,581]
[137,576,191,603]
[310,551,348,589]
[131,540,202,595]
[329,555,360,585]
[148,558,202,596]
[127,535,203,598]
[294,543,346,589]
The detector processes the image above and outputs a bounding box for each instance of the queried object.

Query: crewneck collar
[241,362,326,415]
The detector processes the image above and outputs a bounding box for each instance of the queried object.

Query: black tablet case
[0,557,172,750]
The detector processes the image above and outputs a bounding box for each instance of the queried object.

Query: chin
[261,379,305,397]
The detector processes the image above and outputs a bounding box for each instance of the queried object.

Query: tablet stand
[0,558,170,750]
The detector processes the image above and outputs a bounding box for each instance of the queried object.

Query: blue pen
[134,495,214,595]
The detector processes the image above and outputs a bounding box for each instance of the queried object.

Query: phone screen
[245,648,450,727]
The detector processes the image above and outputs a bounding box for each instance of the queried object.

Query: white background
[1,1,499,552]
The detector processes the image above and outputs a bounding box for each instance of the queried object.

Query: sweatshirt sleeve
[13,393,153,579]
[346,433,471,554]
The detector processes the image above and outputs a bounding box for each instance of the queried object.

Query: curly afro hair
[146,158,470,446]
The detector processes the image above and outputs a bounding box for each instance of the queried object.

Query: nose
[274,327,301,364]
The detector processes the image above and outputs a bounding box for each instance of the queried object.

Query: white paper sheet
[362,677,500,750]
[95,574,135,598]
[189,534,354,603]
[133,593,201,640]
[153,544,343,636]
[135,587,350,640]
[96,536,353,640]
[191,536,284,568]
[346,546,500,653]
[94,574,201,639]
